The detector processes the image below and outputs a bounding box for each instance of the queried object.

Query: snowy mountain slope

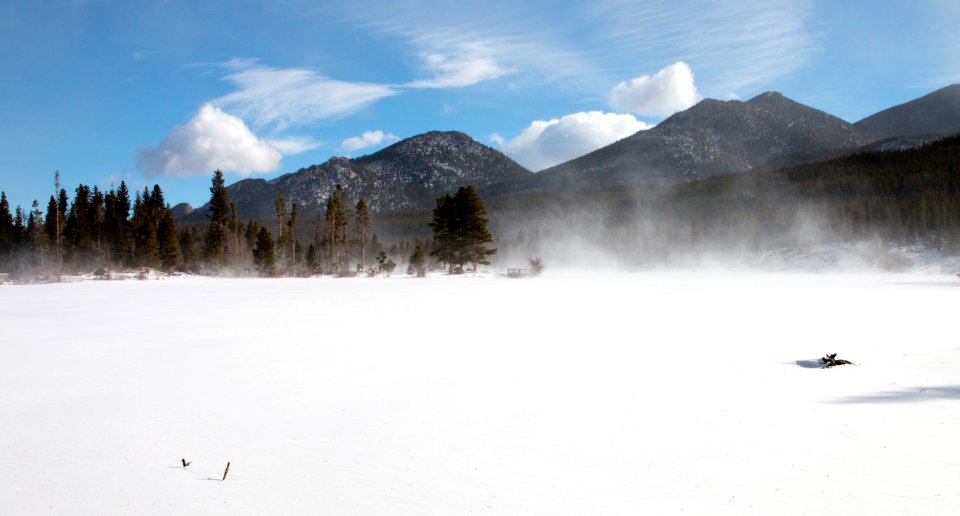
[180,132,531,221]
[507,92,874,193]
[855,84,960,139]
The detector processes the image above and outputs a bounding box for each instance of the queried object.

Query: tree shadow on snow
[795,359,825,369]
[831,385,960,403]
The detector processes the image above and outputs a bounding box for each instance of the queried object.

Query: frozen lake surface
[2,272,959,514]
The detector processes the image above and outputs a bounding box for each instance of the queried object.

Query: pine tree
[252,226,276,275]
[132,190,159,267]
[0,192,13,258]
[429,186,496,272]
[429,193,456,270]
[355,198,371,271]
[65,184,95,267]
[12,206,26,248]
[105,181,132,268]
[157,208,180,271]
[274,194,287,267]
[90,186,105,254]
[324,185,350,274]
[205,169,230,268]
[27,200,47,267]
[44,195,59,265]
[455,186,496,270]
[287,200,298,267]
[56,185,68,268]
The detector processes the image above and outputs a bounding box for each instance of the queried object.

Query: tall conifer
[205,169,229,267]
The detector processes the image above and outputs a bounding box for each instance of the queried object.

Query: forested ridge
[2,134,959,277]
[486,133,960,261]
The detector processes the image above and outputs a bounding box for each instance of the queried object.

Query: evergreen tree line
[198,170,448,277]
[1,169,498,278]
[0,178,181,276]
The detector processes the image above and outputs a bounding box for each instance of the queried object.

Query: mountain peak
[749,91,786,101]
[534,90,871,189]
[855,84,960,139]
[180,131,532,221]
[745,91,801,109]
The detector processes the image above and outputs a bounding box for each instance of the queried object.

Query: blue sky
[1,0,958,209]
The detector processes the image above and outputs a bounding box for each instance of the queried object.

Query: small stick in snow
[181,458,191,468]
[222,461,231,481]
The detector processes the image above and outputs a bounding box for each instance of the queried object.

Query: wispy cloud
[492,111,651,171]
[265,136,321,155]
[324,0,815,98]
[340,130,400,153]
[588,0,815,95]
[406,43,507,88]
[138,104,283,178]
[216,61,399,131]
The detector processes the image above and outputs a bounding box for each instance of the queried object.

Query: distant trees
[375,250,396,275]
[0,173,181,276]
[429,185,496,272]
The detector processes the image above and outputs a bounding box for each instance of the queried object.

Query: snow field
[1,273,959,514]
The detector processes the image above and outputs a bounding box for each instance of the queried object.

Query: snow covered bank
[2,273,959,514]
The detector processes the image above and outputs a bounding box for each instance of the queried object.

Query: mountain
[505,92,874,193]
[180,131,531,221]
[854,84,960,139]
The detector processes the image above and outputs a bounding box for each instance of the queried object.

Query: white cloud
[216,62,398,131]
[608,61,702,118]
[138,104,283,178]
[340,130,401,153]
[406,43,506,88]
[493,111,652,171]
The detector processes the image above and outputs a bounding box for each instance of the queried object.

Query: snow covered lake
[2,272,959,515]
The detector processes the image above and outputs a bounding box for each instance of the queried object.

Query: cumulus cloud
[406,43,506,88]
[138,104,283,177]
[608,61,702,118]
[492,111,652,171]
[340,130,400,153]
[217,62,399,130]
